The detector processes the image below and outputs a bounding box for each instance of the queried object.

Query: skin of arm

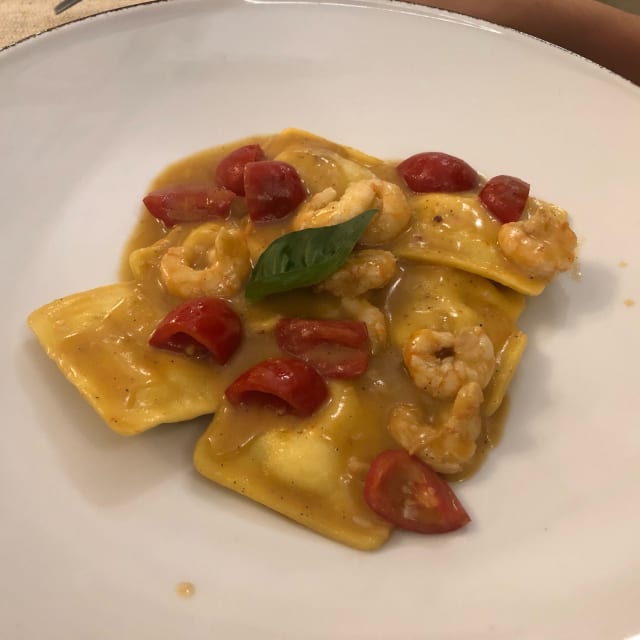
[405,0,640,85]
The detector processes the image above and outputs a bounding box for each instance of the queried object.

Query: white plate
[2,1,639,638]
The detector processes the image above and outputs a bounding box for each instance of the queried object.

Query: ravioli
[28,128,577,549]
[386,264,527,417]
[28,283,223,434]
[195,382,395,549]
[391,194,551,295]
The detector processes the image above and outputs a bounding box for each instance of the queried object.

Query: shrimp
[316,249,397,298]
[388,382,483,474]
[403,326,495,400]
[498,199,578,278]
[341,297,387,353]
[294,178,412,245]
[159,222,251,299]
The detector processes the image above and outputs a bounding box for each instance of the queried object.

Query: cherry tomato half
[479,174,530,223]
[275,318,370,378]
[364,450,471,534]
[397,152,478,193]
[149,297,242,364]
[215,144,266,196]
[225,357,328,417]
[244,161,307,222]
[143,184,235,227]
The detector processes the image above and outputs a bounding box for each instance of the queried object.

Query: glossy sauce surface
[29,129,529,549]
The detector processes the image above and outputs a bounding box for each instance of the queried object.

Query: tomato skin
[275,318,370,378]
[244,161,307,222]
[364,450,471,534]
[143,184,235,227]
[215,144,266,196]
[397,152,478,193]
[225,357,328,417]
[479,175,530,223]
[149,297,242,364]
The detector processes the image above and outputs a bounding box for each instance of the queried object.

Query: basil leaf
[245,209,377,301]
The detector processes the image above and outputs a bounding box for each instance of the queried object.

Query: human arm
[404,0,640,85]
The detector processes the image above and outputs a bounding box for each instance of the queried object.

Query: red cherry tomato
[215,144,266,196]
[244,161,307,222]
[397,152,478,193]
[479,175,530,223]
[143,184,235,227]
[275,318,370,378]
[364,450,471,534]
[149,297,242,364]
[225,357,328,417]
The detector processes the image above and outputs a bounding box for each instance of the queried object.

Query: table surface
[0,0,156,49]
[1,0,639,50]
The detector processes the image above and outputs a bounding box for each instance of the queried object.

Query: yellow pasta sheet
[28,127,567,549]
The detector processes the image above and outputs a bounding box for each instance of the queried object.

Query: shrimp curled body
[160,223,251,299]
[294,178,411,245]
[404,326,495,400]
[498,200,577,278]
[316,249,397,298]
[388,382,484,474]
[341,297,387,353]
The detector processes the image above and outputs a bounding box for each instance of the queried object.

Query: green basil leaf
[245,209,377,301]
